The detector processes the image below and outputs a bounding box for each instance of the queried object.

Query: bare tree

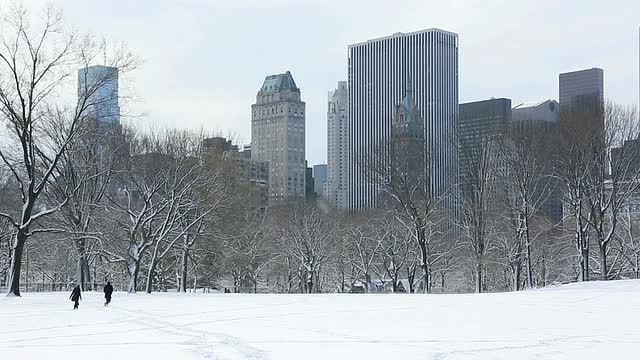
[274,204,336,293]
[618,206,640,278]
[367,130,449,293]
[458,135,500,293]
[141,132,220,294]
[0,5,135,295]
[0,219,12,289]
[496,122,556,289]
[102,132,174,293]
[583,103,640,280]
[373,214,416,293]
[46,120,127,291]
[552,100,637,282]
[553,103,601,282]
[223,216,274,293]
[344,215,385,292]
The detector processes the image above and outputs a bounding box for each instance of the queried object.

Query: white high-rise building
[324,81,349,209]
[347,29,459,211]
[251,71,306,201]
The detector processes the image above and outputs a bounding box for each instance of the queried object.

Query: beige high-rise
[251,71,306,201]
[324,81,348,209]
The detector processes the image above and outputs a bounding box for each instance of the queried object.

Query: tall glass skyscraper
[77,65,120,125]
[347,29,459,211]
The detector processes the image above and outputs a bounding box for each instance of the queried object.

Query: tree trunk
[578,247,589,282]
[599,242,608,280]
[421,264,430,294]
[475,262,483,293]
[575,209,589,282]
[513,262,521,292]
[524,239,533,289]
[364,272,371,293]
[75,239,91,291]
[84,258,92,291]
[128,261,140,293]
[145,257,157,293]
[407,266,416,293]
[417,227,430,294]
[307,270,314,294]
[76,258,84,291]
[76,254,91,291]
[7,231,28,296]
[180,248,189,293]
[541,256,547,287]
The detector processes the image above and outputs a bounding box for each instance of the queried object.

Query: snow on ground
[1,280,640,359]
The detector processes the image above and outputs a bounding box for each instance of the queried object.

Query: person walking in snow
[70,285,82,310]
[104,281,114,306]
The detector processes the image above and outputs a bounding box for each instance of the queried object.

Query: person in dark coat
[69,285,82,310]
[104,281,114,306]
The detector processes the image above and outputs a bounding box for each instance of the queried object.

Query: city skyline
[13,0,640,166]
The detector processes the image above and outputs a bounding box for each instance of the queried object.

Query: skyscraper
[559,68,604,111]
[348,29,459,211]
[324,81,349,209]
[313,164,328,198]
[512,99,563,223]
[77,65,120,125]
[251,71,306,201]
[305,161,315,202]
[458,98,512,187]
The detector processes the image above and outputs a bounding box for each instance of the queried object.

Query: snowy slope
[1,280,640,359]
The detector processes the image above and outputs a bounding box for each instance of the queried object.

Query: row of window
[253,105,304,118]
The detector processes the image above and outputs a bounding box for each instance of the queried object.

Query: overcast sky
[17,0,640,165]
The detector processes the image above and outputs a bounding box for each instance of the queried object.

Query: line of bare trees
[3,4,640,297]
[456,100,640,292]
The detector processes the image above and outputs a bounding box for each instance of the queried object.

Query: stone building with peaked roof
[392,77,425,184]
[251,71,306,201]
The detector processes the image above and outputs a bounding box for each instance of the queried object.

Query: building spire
[404,73,413,112]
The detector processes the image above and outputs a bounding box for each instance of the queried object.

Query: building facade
[559,68,604,111]
[391,78,425,185]
[251,71,306,202]
[324,81,349,209]
[305,161,315,202]
[458,98,512,185]
[203,137,269,214]
[313,164,327,198]
[512,99,563,223]
[203,137,239,154]
[78,65,120,125]
[348,29,459,211]
[512,99,559,125]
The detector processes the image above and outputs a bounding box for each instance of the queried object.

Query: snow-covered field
[1,281,640,359]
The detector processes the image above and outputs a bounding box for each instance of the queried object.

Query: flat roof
[348,28,458,48]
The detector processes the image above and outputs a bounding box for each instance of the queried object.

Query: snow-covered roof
[513,99,551,110]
